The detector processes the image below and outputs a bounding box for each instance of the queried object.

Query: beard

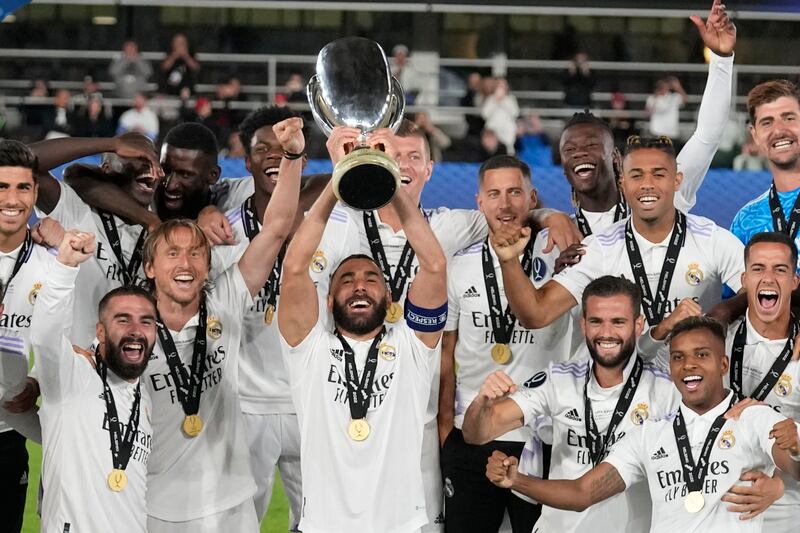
[585,333,637,370]
[105,335,152,381]
[156,184,208,220]
[332,295,388,336]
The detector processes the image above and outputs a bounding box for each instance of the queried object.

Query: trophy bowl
[307,37,405,210]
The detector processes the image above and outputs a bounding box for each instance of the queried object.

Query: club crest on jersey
[206,316,223,340]
[28,282,42,305]
[718,429,736,449]
[684,263,704,286]
[379,342,396,361]
[630,402,649,425]
[532,258,547,283]
[774,374,793,397]
[310,250,328,273]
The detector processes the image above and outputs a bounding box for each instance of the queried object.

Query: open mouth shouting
[120,337,147,364]
[682,374,703,392]
[173,271,196,290]
[756,287,779,313]
[400,174,412,186]
[135,175,158,194]
[263,165,280,183]
[572,162,597,180]
[347,297,375,313]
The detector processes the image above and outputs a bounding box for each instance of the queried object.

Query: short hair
[478,155,532,184]
[238,106,299,156]
[395,118,432,161]
[163,122,219,158]
[562,109,614,138]
[581,275,642,318]
[98,285,157,319]
[744,231,799,270]
[667,315,726,346]
[746,79,800,124]
[329,254,383,289]
[0,140,39,177]
[142,218,211,273]
[623,135,676,159]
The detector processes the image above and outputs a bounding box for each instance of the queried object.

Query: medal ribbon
[96,209,147,286]
[335,327,386,421]
[575,191,627,237]
[672,395,736,493]
[768,182,800,240]
[363,212,416,304]
[156,299,208,417]
[730,316,799,401]
[625,209,687,327]
[95,349,142,471]
[481,234,535,345]
[241,195,284,308]
[583,356,643,466]
[0,230,33,303]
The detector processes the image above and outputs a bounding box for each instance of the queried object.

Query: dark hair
[624,135,676,158]
[98,285,157,319]
[747,79,800,124]
[745,231,799,270]
[478,155,532,184]
[163,122,219,157]
[329,254,383,287]
[668,315,726,346]
[581,275,642,317]
[0,140,39,177]
[395,119,432,161]
[563,109,613,137]
[238,106,299,156]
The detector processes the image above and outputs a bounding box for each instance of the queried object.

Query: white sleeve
[401,322,438,381]
[552,235,604,304]
[210,177,255,213]
[673,52,734,213]
[445,264,461,332]
[36,181,90,227]
[210,264,254,317]
[531,228,559,288]
[29,260,92,403]
[741,406,788,468]
[435,209,488,258]
[279,321,327,384]
[712,227,745,293]
[509,368,552,425]
[602,422,645,489]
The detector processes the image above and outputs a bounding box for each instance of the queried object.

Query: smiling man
[484,315,800,533]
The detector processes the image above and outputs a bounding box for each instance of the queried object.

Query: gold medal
[385,302,402,323]
[491,343,512,365]
[182,414,204,438]
[684,491,704,513]
[107,469,128,492]
[264,304,275,325]
[347,418,370,441]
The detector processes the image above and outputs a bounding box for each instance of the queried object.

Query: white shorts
[421,419,444,532]
[243,412,302,529]
[147,498,259,533]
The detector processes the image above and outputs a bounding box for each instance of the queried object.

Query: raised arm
[462,371,525,445]
[769,418,800,480]
[237,117,304,297]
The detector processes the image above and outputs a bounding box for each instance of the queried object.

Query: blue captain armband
[404,300,448,332]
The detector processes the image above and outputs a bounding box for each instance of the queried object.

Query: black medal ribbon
[672,395,736,494]
[575,191,627,238]
[481,234,535,345]
[583,356,643,465]
[156,299,208,417]
[335,327,386,421]
[0,230,33,302]
[95,349,141,472]
[625,209,687,327]
[730,316,799,401]
[241,195,284,308]
[363,212,416,303]
[96,209,147,286]
[768,182,800,240]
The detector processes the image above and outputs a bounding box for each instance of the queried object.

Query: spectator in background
[608,88,637,147]
[733,135,767,171]
[515,111,551,167]
[413,111,451,162]
[563,52,594,108]
[220,130,246,159]
[43,89,76,138]
[117,92,159,141]
[646,76,687,139]
[478,128,508,162]
[481,77,519,154]
[184,96,221,141]
[277,73,307,105]
[73,93,114,138]
[30,79,49,98]
[461,72,485,139]
[109,40,153,98]
[24,79,51,133]
[159,33,200,96]
[391,44,423,104]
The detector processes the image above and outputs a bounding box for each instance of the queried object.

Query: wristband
[283,150,305,160]
[404,299,448,332]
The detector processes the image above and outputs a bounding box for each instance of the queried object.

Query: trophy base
[333,148,401,211]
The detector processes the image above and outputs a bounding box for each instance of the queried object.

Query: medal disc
[491,343,512,365]
[182,414,204,438]
[264,304,275,325]
[348,418,370,441]
[107,469,128,492]
[684,491,704,513]
[385,302,402,323]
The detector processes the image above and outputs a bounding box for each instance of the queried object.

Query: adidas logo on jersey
[564,408,581,421]
[650,447,669,460]
[463,286,480,298]
[329,349,345,362]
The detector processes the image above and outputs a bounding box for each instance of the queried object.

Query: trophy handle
[385,76,406,133]
[306,75,336,137]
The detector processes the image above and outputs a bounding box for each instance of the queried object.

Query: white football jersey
[143,266,256,521]
[208,176,254,213]
[604,392,784,533]
[280,321,437,533]
[446,240,572,441]
[34,260,152,533]
[511,354,679,533]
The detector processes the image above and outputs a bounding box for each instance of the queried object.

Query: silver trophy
[307,37,405,210]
